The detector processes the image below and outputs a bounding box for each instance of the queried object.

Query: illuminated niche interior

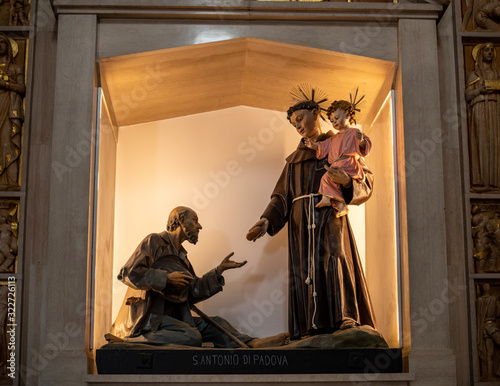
[94,37,400,353]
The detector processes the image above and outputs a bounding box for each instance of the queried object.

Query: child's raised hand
[303,138,318,150]
[356,131,366,148]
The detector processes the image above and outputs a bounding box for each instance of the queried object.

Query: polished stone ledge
[52,0,443,22]
[86,373,416,385]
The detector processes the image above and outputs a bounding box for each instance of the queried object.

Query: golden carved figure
[477,283,500,380]
[472,205,500,273]
[9,0,28,26]
[463,0,500,31]
[0,202,17,272]
[465,43,500,191]
[0,34,24,190]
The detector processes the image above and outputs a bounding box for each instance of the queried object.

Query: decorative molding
[52,0,443,21]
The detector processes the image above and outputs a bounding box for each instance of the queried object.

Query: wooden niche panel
[464,41,500,193]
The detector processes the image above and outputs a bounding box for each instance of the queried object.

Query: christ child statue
[304,99,371,217]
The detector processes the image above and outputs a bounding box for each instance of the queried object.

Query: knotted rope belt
[292,193,320,330]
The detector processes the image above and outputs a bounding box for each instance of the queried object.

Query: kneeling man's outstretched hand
[217,252,247,273]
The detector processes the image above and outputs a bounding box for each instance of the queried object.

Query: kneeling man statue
[108,206,288,348]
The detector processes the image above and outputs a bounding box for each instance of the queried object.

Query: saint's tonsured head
[286,84,328,123]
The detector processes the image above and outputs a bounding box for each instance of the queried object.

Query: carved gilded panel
[0,1,29,27]
[0,35,26,191]
[0,200,18,273]
[476,280,500,381]
[462,0,500,32]
[471,203,500,273]
[464,42,500,192]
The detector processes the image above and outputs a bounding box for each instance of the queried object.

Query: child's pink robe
[316,127,372,205]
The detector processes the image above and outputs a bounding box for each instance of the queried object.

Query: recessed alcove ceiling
[99,37,396,129]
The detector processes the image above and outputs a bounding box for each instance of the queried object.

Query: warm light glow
[389,90,402,347]
[364,90,400,348]
[193,30,237,45]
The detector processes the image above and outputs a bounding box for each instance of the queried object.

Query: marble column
[26,14,97,385]
[398,18,456,385]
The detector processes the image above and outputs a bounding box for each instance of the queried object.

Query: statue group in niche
[477,282,500,380]
[108,87,382,350]
[466,42,500,191]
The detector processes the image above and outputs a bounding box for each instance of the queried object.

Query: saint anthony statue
[0,33,24,190]
[465,42,500,191]
[247,87,376,340]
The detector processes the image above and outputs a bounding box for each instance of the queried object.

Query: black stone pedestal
[96,343,403,375]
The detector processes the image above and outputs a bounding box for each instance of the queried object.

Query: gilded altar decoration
[465,43,500,191]
[472,204,500,273]
[477,282,500,381]
[463,0,500,31]
[0,33,24,191]
[0,0,28,26]
[0,201,18,273]
[9,0,28,26]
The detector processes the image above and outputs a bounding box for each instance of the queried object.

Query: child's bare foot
[315,195,331,208]
[335,202,349,218]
